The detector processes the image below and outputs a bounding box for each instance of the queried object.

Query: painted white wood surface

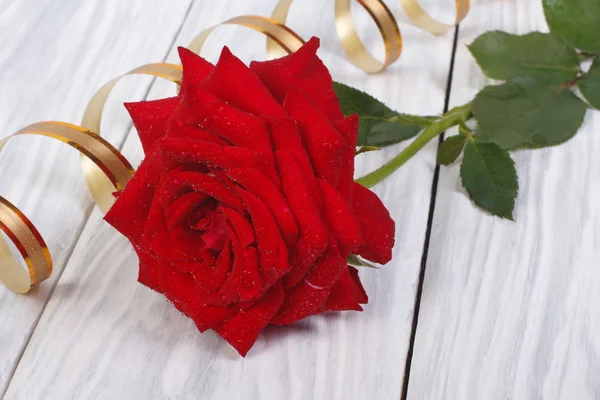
[1,1,457,399]
[407,1,600,399]
[0,0,193,395]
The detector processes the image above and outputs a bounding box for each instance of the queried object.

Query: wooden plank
[4,1,458,398]
[0,0,192,395]
[407,1,600,399]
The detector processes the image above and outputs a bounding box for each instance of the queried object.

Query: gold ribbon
[80,63,182,213]
[400,0,470,35]
[267,0,470,73]
[0,0,470,294]
[0,64,182,294]
[0,122,133,293]
[268,0,402,74]
[187,15,305,60]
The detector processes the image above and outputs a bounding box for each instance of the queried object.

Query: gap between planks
[400,25,460,400]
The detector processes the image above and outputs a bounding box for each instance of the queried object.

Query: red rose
[105,37,395,356]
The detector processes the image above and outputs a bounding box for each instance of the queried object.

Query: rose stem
[356,102,472,188]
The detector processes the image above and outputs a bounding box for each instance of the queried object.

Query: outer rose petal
[320,267,367,312]
[274,151,328,288]
[214,282,284,356]
[317,179,363,258]
[283,87,346,186]
[125,97,180,154]
[264,117,322,207]
[348,266,368,304]
[304,235,348,289]
[138,249,234,332]
[250,37,344,121]
[153,259,204,316]
[202,47,287,118]
[177,46,214,94]
[352,183,395,264]
[136,250,161,289]
[105,149,163,243]
[333,115,359,204]
[270,279,330,325]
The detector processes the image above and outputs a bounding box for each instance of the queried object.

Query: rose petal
[136,250,161,289]
[202,46,287,117]
[270,279,330,325]
[179,240,232,292]
[105,149,163,243]
[193,305,236,333]
[145,187,203,260]
[214,282,284,357]
[157,138,235,172]
[172,85,275,164]
[219,206,255,247]
[232,246,263,301]
[283,87,346,186]
[158,171,244,211]
[166,124,230,146]
[164,192,208,227]
[224,146,280,186]
[226,168,298,244]
[274,151,328,288]
[125,97,180,154]
[264,116,321,207]
[353,183,395,264]
[304,234,348,289]
[153,259,204,316]
[333,115,359,204]
[317,179,363,257]
[348,266,368,304]
[236,189,290,288]
[251,37,344,121]
[177,46,214,95]
[320,267,365,312]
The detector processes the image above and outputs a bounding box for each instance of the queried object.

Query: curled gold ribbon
[334,0,402,74]
[0,122,134,293]
[187,15,305,59]
[0,197,51,294]
[268,0,402,74]
[400,0,470,35]
[0,65,182,293]
[80,63,182,213]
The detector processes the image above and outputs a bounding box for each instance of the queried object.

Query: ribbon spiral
[0,0,469,294]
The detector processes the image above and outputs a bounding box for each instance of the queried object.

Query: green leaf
[468,31,580,84]
[543,0,600,53]
[460,140,518,219]
[578,56,600,109]
[472,76,587,149]
[333,81,425,147]
[437,135,467,165]
[347,254,380,269]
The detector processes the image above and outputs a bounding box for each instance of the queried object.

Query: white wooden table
[1,0,598,399]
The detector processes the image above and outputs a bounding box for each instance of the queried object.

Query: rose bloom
[105,37,395,356]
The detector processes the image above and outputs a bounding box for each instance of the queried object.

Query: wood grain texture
[0,0,192,395]
[407,1,600,399]
[2,1,458,399]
